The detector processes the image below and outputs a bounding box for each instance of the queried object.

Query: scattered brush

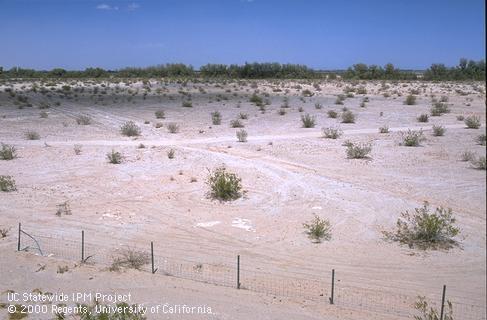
[0,143,17,160]
[167,123,179,133]
[230,119,244,128]
[211,111,222,125]
[120,121,141,137]
[417,114,429,123]
[0,175,16,192]
[341,111,356,123]
[73,144,82,155]
[327,110,338,118]
[206,166,242,201]
[76,115,92,125]
[167,149,175,159]
[236,129,248,142]
[401,129,426,147]
[155,110,165,119]
[471,156,486,170]
[432,125,446,136]
[56,201,72,216]
[301,114,316,128]
[25,131,40,140]
[303,215,332,243]
[459,150,475,162]
[346,142,372,159]
[322,127,342,139]
[464,115,481,129]
[107,150,123,164]
[378,125,389,133]
[110,248,150,271]
[404,94,417,105]
[476,134,486,146]
[414,296,454,320]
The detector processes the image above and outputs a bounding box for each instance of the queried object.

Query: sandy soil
[0,79,485,319]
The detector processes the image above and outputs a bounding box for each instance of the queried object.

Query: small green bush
[432,125,445,136]
[107,150,123,164]
[471,156,486,170]
[211,111,222,125]
[236,129,248,142]
[110,248,150,271]
[327,110,338,118]
[167,123,179,133]
[182,100,193,108]
[155,110,165,119]
[206,167,242,201]
[238,113,249,120]
[341,111,356,123]
[464,115,481,129]
[0,175,16,192]
[25,131,40,140]
[230,119,244,128]
[417,114,429,123]
[430,102,450,116]
[120,121,141,137]
[249,94,263,106]
[303,215,331,243]
[0,143,17,160]
[404,94,416,105]
[414,296,453,320]
[384,202,459,250]
[346,142,372,159]
[459,150,475,162]
[322,127,342,139]
[401,129,426,147]
[76,115,92,125]
[301,114,316,128]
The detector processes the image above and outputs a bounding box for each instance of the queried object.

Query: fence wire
[17,229,487,320]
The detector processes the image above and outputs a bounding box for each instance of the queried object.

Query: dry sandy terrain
[0,79,485,319]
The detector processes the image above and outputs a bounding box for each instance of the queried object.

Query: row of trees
[0,59,484,80]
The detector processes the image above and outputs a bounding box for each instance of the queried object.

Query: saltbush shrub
[206,167,242,201]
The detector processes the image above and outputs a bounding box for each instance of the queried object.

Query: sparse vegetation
[460,150,475,162]
[167,123,179,133]
[303,215,332,243]
[56,201,72,216]
[464,115,481,129]
[432,125,445,136]
[341,110,356,123]
[476,134,486,146]
[379,125,389,133]
[167,149,175,159]
[327,110,338,118]
[414,296,454,320]
[120,121,141,137]
[230,119,244,128]
[417,114,429,123]
[107,150,123,164]
[0,175,16,192]
[236,129,248,142]
[322,127,342,139]
[384,202,459,250]
[346,142,372,159]
[155,110,165,119]
[0,143,17,160]
[401,129,426,147]
[211,111,222,125]
[25,131,40,140]
[206,167,242,201]
[471,156,486,170]
[110,248,150,271]
[76,115,92,125]
[301,114,316,128]
[404,94,417,105]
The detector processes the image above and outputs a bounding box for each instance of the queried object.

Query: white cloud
[127,2,140,11]
[96,3,119,10]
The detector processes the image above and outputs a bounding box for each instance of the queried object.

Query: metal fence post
[151,241,156,274]
[81,230,85,262]
[440,285,446,320]
[329,269,335,304]
[17,223,21,251]
[237,255,240,289]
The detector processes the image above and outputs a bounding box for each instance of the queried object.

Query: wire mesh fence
[16,224,487,320]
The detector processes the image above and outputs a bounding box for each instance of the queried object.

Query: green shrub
[384,202,459,250]
[335,95,345,105]
[25,131,40,140]
[430,102,450,116]
[378,125,389,133]
[120,121,141,137]
[471,156,486,170]
[401,129,426,147]
[346,142,372,159]
[404,94,416,105]
[414,296,453,320]
[341,110,356,123]
[322,127,342,139]
[0,175,16,192]
[182,100,193,108]
[417,114,429,123]
[476,134,486,146]
[459,150,475,162]
[301,114,316,128]
[236,129,248,142]
[0,143,17,160]
[110,248,150,271]
[206,167,242,201]
[249,94,263,106]
[76,115,92,125]
[464,115,481,129]
[327,110,338,118]
[230,119,244,128]
[107,150,123,164]
[432,125,445,136]
[211,111,222,125]
[303,215,332,243]
[155,110,165,119]
[238,113,248,120]
[167,123,179,133]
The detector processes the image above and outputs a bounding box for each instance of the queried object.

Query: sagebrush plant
[471,156,486,170]
[211,111,222,125]
[322,127,342,139]
[236,129,248,142]
[206,166,242,201]
[167,123,179,133]
[120,121,141,137]
[417,114,429,123]
[404,94,417,105]
[0,143,17,160]
[378,125,389,133]
[430,102,450,116]
[464,115,481,129]
[107,150,123,164]
[301,114,316,128]
[432,125,445,136]
[401,129,426,147]
[110,248,150,271]
[327,110,338,118]
[303,215,332,243]
[414,296,454,320]
[25,131,40,140]
[341,110,356,123]
[0,175,16,192]
[384,202,459,250]
[182,100,193,108]
[346,142,372,159]
[76,115,92,125]
[459,150,475,162]
[476,134,486,146]
[230,119,244,128]
[155,110,165,119]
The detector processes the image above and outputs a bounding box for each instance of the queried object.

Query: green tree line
[0,59,484,80]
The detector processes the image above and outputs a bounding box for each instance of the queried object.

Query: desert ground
[0,78,485,319]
